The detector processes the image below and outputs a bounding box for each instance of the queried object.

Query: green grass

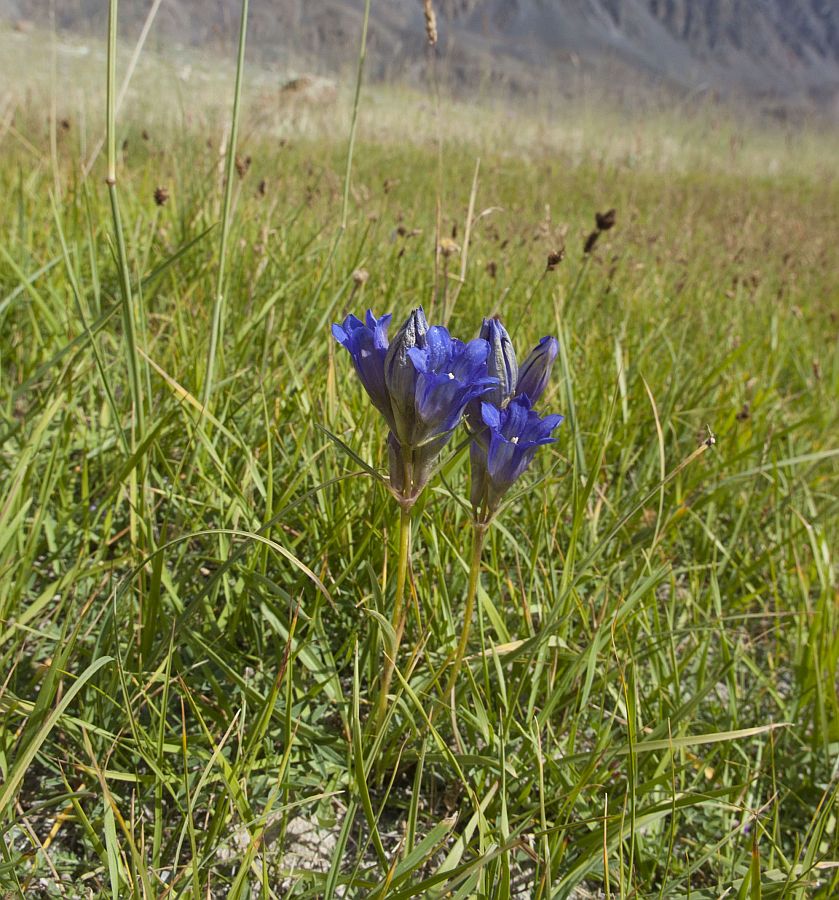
[1,21,839,898]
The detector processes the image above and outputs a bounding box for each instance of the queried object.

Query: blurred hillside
[3,0,839,112]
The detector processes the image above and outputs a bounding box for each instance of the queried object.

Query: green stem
[106,0,147,558]
[445,521,487,698]
[373,504,412,732]
[108,185,144,441]
[201,0,249,413]
[555,254,591,479]
[106,0,117,186]
[341,0,371,231]
[106,0,143,443]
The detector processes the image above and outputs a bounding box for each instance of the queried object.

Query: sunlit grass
[1,18,838,899]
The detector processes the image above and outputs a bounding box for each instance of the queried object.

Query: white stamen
[511,436,520,444]
[447,372,455,380]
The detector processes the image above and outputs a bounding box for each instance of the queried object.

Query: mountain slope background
[4,0,839,109]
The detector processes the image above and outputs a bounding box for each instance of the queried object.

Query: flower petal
[481,402,502,430]
[502,396,530,440]
[424,326,453,372]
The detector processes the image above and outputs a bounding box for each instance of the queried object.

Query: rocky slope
[4,0,838,105]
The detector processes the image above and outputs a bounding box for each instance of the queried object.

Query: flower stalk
[331,307,563,731]
[373,504,412,732]
[444,519,487,699]
[443,316,563,698]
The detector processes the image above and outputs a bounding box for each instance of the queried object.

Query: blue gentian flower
[479,317,518,407]
[384,307,429,444]
[472,396,563,511]
[515,335,559,404]
[466,320,558,432]
[333,306,496,504]
[332,311,395,430]
[407,328,496,445]
[460,318,561,515]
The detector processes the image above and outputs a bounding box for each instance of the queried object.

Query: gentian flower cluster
[467,318,563,517]
[333,308,562,515]
[332,307,495,505]
[333,308,564,717]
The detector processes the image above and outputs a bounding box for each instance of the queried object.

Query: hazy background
[4,0,839,119]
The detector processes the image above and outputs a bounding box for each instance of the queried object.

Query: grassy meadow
[1,18,838,899]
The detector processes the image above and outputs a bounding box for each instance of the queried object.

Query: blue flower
[384,307,429,444]
[333,307,497,504]
[479,317,518,407]
[466,321,559,434]
[332,311,394,429]
[471,395,563,512]
[407,327,496,445]
[514,335,559,404]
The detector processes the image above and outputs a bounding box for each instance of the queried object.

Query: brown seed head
[258,178,267,196]
[583,230,600,254]
[352,267,369,286]
[153,186,169,207]
[439,237,460,258]
[546,248,565,271]
[486,260,497,279]
[596,208,617,231]
[423,0,438,46]
[235,154,251,178]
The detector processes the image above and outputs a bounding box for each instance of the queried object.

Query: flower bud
[384,307,429,444]
[515,336,558,404]
[479,317,518,407]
